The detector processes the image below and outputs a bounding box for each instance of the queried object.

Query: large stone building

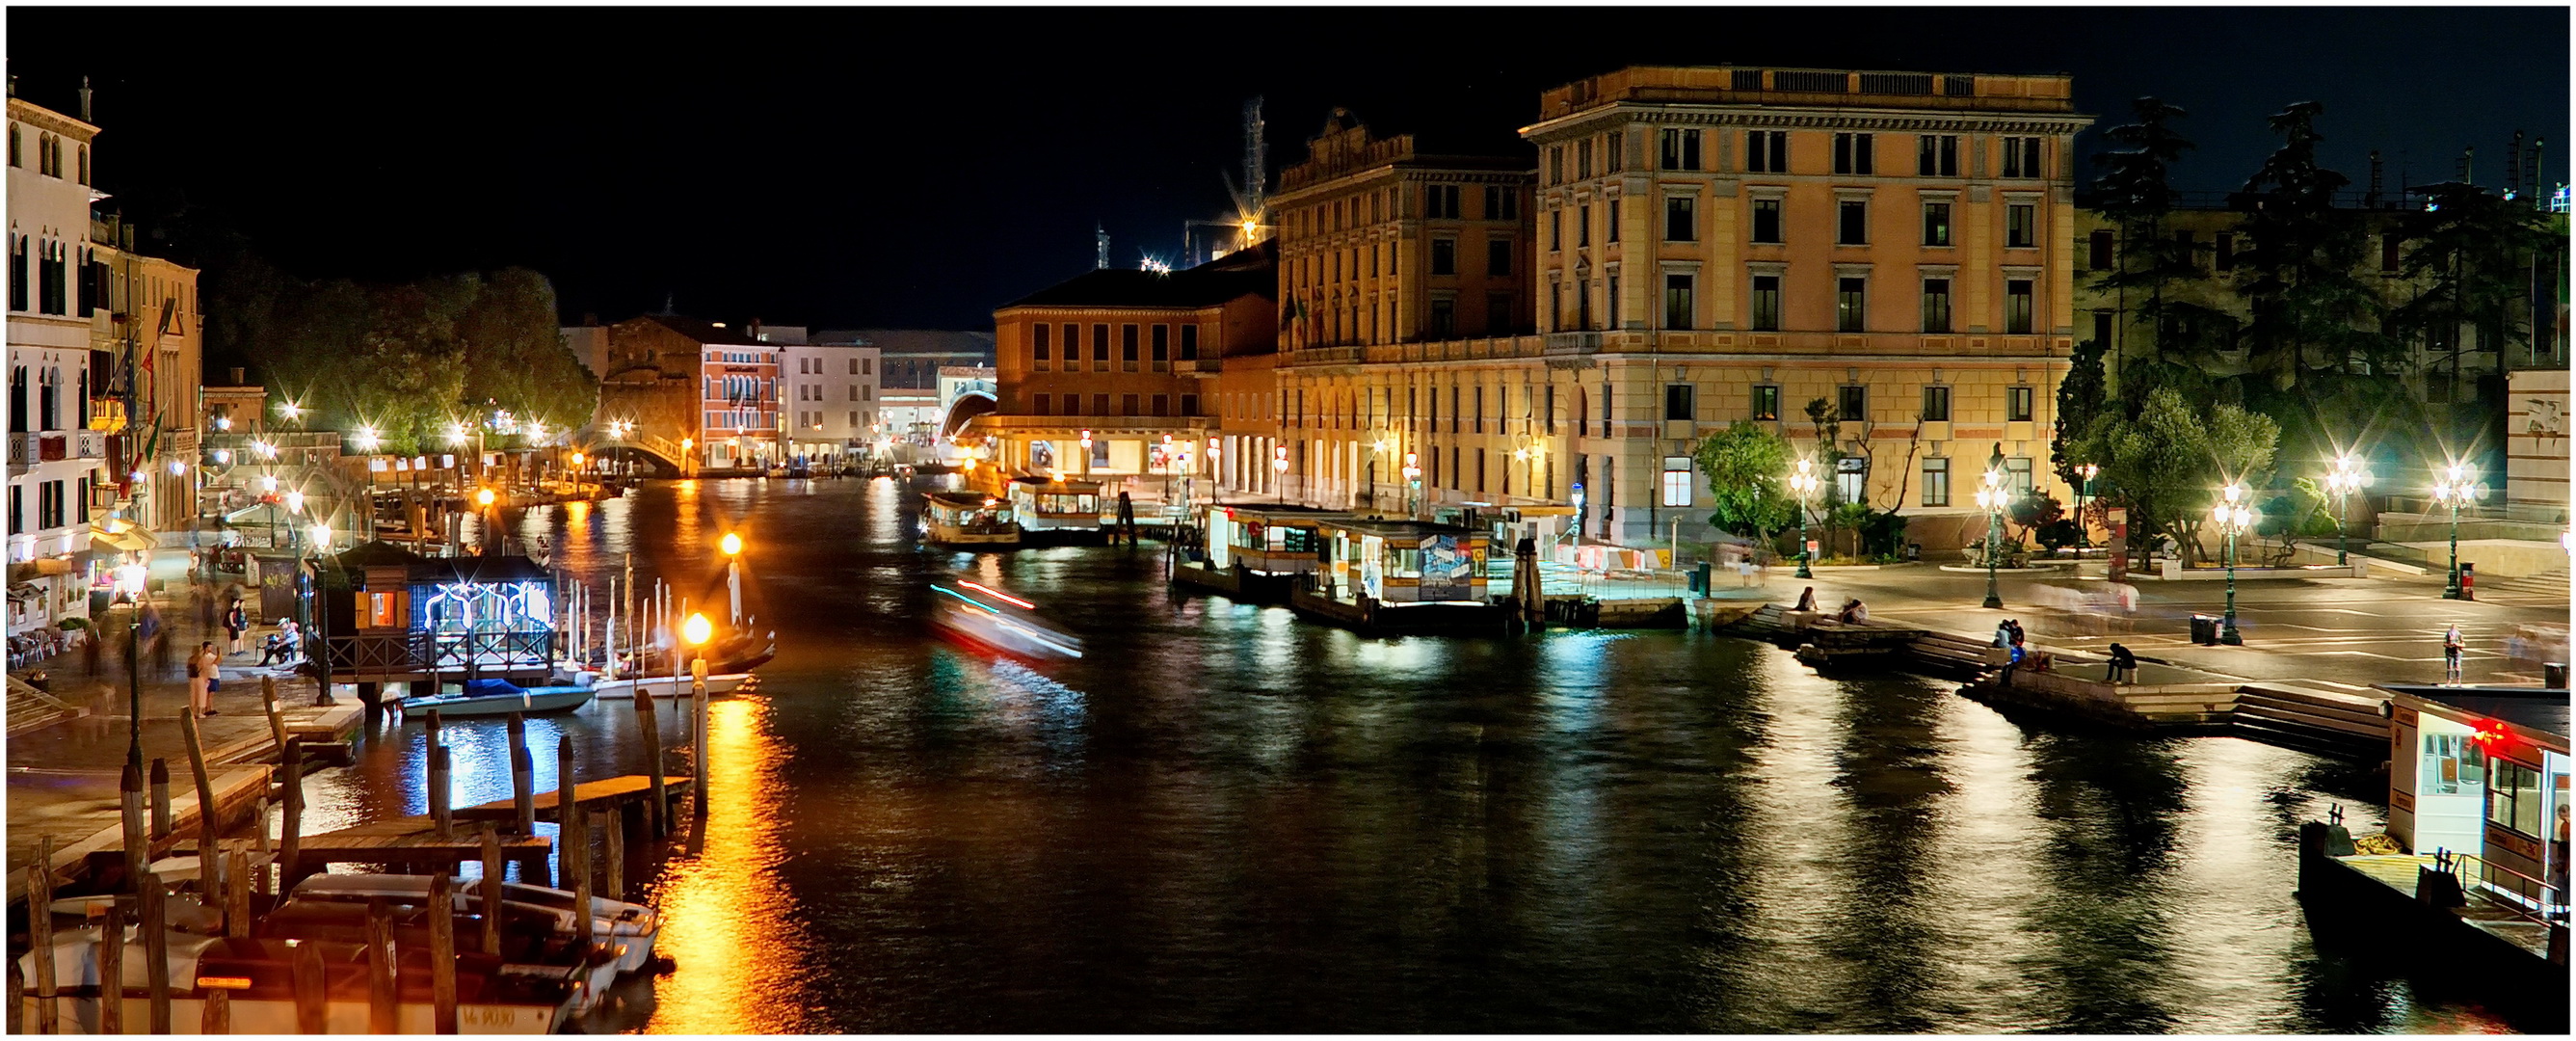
[8,89,202,626]
[593,314,783,471]
[774,326,882,464]
[983,66,2097,549]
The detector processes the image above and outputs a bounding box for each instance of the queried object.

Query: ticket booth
[2381,685,2570,915]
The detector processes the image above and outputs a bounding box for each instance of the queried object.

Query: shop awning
[91,526,155,553]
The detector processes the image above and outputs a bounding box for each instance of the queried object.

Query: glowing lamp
[720,532,743,557]
[309,524,332,549]
[682,612,713,647]
[214,415,232,431]
[260,475,278,493]
[571,452,585,467]
[475,488,496,507]
[285,491,305,514]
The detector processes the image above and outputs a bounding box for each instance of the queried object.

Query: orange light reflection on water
[644,698,811,1034]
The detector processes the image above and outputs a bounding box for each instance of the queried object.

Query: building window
[1607,200,1620,242]
[1488,291,1515,334]
[1427,184,1462,219]
[1431,238,1457,276]
[1550,209,1562,251]
[1751,384,1781,421]
[1832,133,1874,174]
[8,236,24,312]
[1030,393,1050,415]
[2001,136,2044,178]
[2005,457,2033,495]
[1578,204,1590,247]
[1152,394,1170,416]
[1921,457,1951,506]
[1749,274,1781,332]
[2214,231,2236,272]
[1664,384,1696,421]
[1917,134,1958,176]
[1745,129,1788,174]
[1430,296,1456,338]
[1922,279,1952,333]
[1922,202,1952,247]
[1474,385,1485,432]
[1921,385,1952,422]
[1484,185,1520,221]
[1120,393,1139,416]
[1836,277,1867,332]
[5,125,14,168]
[2005,280,2034,334]
[1549,146,1565,185]
[1663,274,1693,330]
[2006,204,2036,249]
[1604,276,1618,328]
[1122,324,1140,370]
[1093,393,1110,415]
[2006,386,2034,423]
[1092,324,1111,370]
[1152,324,1170,370]
[1577,138,1593,179]
[1661,457,1694,507]
[1031,323,1050,369]
[1839,385,1868,422]
[1735,199,1776,246]
[2088,229,2115,271]
[1837,200,1868,245]
[1659,128,1701,171]
[76,145,87,186]
[1664,196,1696,242]
[2171,229,2198,271]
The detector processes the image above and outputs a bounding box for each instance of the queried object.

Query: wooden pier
[283,818,554,884]
[453,775,694,824]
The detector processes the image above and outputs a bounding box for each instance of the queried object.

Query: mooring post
[636,683,666,838]
[478,827,505,956]
[148,758,173,842]
[225,845,252,939]
[602,804,624,901]
[292,926,328,1033]
[29,834,57,1034]
[279,739,306,893]
[569,795,596,955]
[365,897,399,1032]
[430,743,454,841]
[260,676,288,755]
[508,712,536,837]
[119,762,147,892]
[143,874,171,1033]
[692,657,710,817]
[97,895,124,1035]
[179,710,220,875]
[429,870,459,1034]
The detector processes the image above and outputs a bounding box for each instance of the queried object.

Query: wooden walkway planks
[452,775,694,823]
[2333,854,2558,960]
[292,817,551,867]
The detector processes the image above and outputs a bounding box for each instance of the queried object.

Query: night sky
[8,7,2565,333]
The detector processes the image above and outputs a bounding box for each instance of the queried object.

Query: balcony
[7,432,97,465]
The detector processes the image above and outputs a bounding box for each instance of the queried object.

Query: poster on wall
[1419,535,1474,600]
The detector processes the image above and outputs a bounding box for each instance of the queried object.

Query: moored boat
[921,491,1022,548]
[286,873,660,976]
[587,671,759,700]
[399,676,597,717]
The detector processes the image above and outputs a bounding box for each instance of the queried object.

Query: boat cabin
[1208,505,1350,575]
[923,490,1021,546]
[2378,684,2569,915]
[1009,476,1103,532]
[314,542,560,684]
[1315,519,1488,606]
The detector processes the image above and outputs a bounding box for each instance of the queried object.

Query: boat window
[2488,758,2544,837]
[1282,527,1317,553]
[1390,548,1423,578]
[2421,732,2484,796]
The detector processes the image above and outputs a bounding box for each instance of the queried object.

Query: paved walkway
[1739,561,2565,692]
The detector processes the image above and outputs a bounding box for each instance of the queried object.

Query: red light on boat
[958,580,1036,610]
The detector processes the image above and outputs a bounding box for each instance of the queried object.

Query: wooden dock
[452,775,693,823]
[287,818,553,882]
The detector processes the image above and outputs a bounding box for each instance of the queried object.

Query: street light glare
[721,531,743,556]
[683,612,714,646]
[476,488,496,506]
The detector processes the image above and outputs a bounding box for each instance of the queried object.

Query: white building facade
[779,339,882,463]
[8,94,110,628]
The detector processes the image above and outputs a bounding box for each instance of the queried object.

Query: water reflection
[305,477,2531,1034]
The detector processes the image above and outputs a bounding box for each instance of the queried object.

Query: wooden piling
[179,710,220,871]
[142,875,171,1034]
[200,988,231,1035]
[601,804,624,901]
[260,676,288,755]
[425,707,442,761]
[571,797,596,955]
[148,759,173,842]
[429,871,459,1034]
[365,897,397,1033]
[29,835,57,1034]
[291,928,327,1034]
[508,713,536,836]
[8,951,21,1036]
[225,845,252,939]
[478,828,505,956]
[251,797,272,898]
[97,896,123,1035]
[635,683,666,838]
[278,740,305,893]
[430,742,454,841]
[692,659,710,818]
[119,762,146,893]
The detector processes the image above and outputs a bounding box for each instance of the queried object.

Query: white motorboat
[583,671,759,700]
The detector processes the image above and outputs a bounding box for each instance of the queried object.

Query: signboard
[2107,507,2129,584]
[1419,535,1474,601]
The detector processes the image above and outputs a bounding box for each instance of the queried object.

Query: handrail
[2453,851,2564,926]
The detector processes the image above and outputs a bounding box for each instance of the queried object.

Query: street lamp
[2322,454,2372,567]
[2211,484,2254,644]
[720,531,745,627]
[475,487,498,555]
[1974,467,2008,608]
[1207,438,1223,508]
[2073,463,2100,551]
[2430,463,2484,599]
[1788,458,1819,579]
[309,522,336,706]
[1401,451,1422,518]
[1079,429,1094,478]
[1272,444,1290,505]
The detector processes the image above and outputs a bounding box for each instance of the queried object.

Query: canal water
[301,477,2533,1033]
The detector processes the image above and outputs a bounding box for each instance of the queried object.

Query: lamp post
[475,487,498,556]
[308,522,337,706]
[116,559,147,772]
[681,611,713,817]
[1788,458,1819,579]
[1401,452,1422,518]
[1079,429,1093,479]
[1974,467,2007,608]
[1362,437,1394,512]
[2430,463,2483,599]
[720,531,744,628]
[1272,445,1290,505]
[2322,454,2371,566]
[2211,484,2253,644]
[2074,463,2099,550]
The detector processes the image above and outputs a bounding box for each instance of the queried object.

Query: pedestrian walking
[2443,624,2465,685]
[188,640,221,716]
[82,624,102,676]
[2107,643,2137,684]
[142,602,171,676]
[224,600,248,655]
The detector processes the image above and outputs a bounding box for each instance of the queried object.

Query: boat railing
[2454,851,2566,925]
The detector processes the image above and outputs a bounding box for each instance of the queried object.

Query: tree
[2066,386,2281,561]
[458,268,597,432]
[1690,423,1795,540]
[2090,97,2224,392]
[2235,102,2403,445]
[2386,179,2560,446]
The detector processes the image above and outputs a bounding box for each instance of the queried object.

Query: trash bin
[2547,662,2568,689]
[2190,614,2220,646]
[1693,561,1712,596]
[2459,563,2476,601]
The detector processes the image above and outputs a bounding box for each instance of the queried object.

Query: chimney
[582,311,598,327]
[79,76,92,122]
[228,366,244,386]
[750,317,763,342]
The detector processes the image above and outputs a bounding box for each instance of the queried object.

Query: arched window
[8,365,26,434]
[7,124,17,168]
[76,145,89,186]
[38,366,60,431]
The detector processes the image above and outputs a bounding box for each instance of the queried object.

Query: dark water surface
[303,477,2530,1033]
